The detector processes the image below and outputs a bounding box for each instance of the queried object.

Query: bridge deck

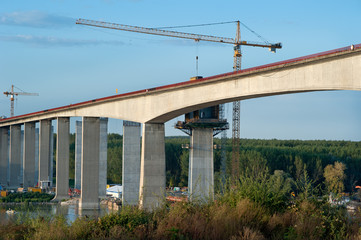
[1,43,360,124]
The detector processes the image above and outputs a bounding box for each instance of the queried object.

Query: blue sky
[0,0,360,140]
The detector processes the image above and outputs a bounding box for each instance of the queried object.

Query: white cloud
[0,10,74,28]
[0,34,125,47]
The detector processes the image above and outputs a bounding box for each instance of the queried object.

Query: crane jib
[76,18,282,49]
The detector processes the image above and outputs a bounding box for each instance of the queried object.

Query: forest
[62,133,361,194]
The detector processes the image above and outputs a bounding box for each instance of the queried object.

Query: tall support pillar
[20,130,24,185]
[189,128,214,202]
[139,123,165,210]
[99,118,108,198]
[9,125,21,188]
[54,117,70,201]
[49,126,54,187]
[74,121,82,190]
[79,117,100,209]
[23,122,36,188]
[34,128,39,185]
[122,121,141,206]
[0,127,9,187]
[39,119,52,187]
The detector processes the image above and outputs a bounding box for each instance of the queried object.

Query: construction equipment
[76,18,282,177]
[3,85,39,117]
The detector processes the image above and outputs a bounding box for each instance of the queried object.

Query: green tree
[179,150,189,187]
[294,156,305,180]
[107,134,123,184]
[323,161,346,194]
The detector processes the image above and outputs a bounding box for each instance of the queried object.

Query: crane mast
[232,21,241,178]
[76,18,282,178]
[3,85,39,117]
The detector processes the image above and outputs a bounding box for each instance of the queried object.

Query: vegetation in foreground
[1,163,361,240]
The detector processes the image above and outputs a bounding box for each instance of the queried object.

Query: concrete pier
[74,120,82,190]
[79,117,100,210]
[189,128,214,202]
[9,125,21,188]
[99,118,108,198]
[23,122,36,188]
[20,130,24,185]
[49,126,54,187]
[122,121,141,206]
[139,123,166,210]
[34,128,39,185]
[54,117,70,201]
[0,127,9,186]
[39,120,52,186]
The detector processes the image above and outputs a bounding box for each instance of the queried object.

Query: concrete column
[0,127,9,187]
[54,117,70,201]
[20,130,24,185]
[49,126,54,187]
[139,123,165,210]
[34,128,39,185]
[189,128,214,202]
[122,121,141,206]
[79,117,100,210]
[74,121,82,190]
[99,118,108,198]
[39,119,51,186]
[23,122,36,188]
[9,125,21,188]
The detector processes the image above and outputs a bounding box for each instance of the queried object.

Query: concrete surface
[23,122,36,188]
[79,117,100,210]
[139,123,166,210]
[54,117,70,201]
[122,121,141,206]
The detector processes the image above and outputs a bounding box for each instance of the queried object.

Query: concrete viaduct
[0,44,360,209]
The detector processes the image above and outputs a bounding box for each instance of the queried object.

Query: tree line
[59,134,361,193]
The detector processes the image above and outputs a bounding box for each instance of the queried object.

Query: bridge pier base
[54,117,70,201]
[122,121,141,206]
[0,127,9,187]
[139,123,166,210]
[9,125,21,188]
[79,117,100,210]
[189,128,214,202]
[23,122,36,189]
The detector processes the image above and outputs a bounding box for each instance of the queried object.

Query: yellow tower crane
[76,18,282,177]
[3,85,39,117]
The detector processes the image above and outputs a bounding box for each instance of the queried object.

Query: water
[0,203,112,225]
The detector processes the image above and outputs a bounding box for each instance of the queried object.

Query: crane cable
[154,21,238,29]
[238,21,271,44]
